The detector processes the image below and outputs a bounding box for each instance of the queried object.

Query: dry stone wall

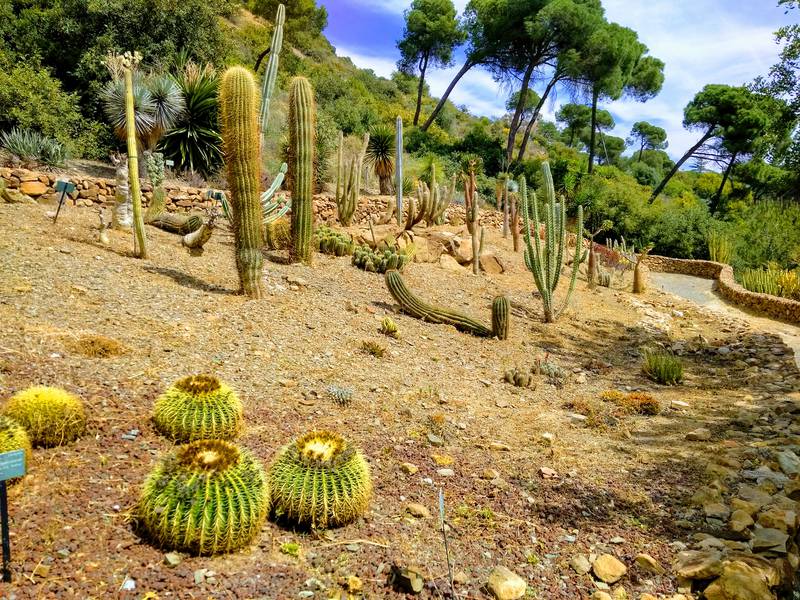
[646,255,800,324]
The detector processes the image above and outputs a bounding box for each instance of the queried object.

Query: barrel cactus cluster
[315,225,355,257]
[153,374,243,443]
[268,430,372,529]
[136,439,269,555]
[3,386,87,447]
[352,245,410,273]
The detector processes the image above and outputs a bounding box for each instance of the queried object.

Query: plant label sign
[0,450,24,482]
[53,179,76,224]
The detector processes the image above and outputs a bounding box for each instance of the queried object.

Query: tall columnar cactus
[137,439,269,555]
[385,271,509,339]
[153,374,243,443]
[520,162,584,323]
[334,131,368,226]
[633,247,652,294]
[396,116,403,226]
[288,77,316,263]
[464,167,481,275]
[123,52,148,258]
[220,66,264,298]
[260,3,284,147]
[268,430,372,529]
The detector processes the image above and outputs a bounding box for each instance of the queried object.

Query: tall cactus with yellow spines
[122,52,147,258]
[259,3,284,147]
[220,66,264,298]
[288,77,316,264]
[520,162,584,323]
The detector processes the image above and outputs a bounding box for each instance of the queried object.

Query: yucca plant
[160,62,223,177]
[269,430,372,528]
[3,386,87,447]
[366,125,395,195]
[642,350,683,385]
[153,374,243,443]
[137,439,269,555]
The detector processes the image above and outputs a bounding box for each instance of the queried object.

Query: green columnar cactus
[520,162,584,323]
[334,132,368,226]
[0,415,32,481]
[315,226,355,256]
[144,152,166,222]
[268,430,372,528]
[260,2,284,146]
[153,374,243,443]
[385,271,509,339]
[220,66,264,298]
[137,439,269,555]
[289,77,316,263]
[396,116,403,226]
[492,296,510,340]
[464,167,481,275]
[3,386,86,447]
[123,53,148,258]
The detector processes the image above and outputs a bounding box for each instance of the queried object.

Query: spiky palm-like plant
[0,415,32,481]
[153,374,243,443]
[3,386,86,447]
[269,430,372,529]
[160,63,223,177]
[137,439,269,555]
[366,125,395,195]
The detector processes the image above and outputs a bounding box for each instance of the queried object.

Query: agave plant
[0,128,68,167]
[366,124,395,195]
[159,62,223,177]
[101,73,185,150]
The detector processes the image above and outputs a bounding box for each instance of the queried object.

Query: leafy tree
[577,108,614,148]
[595,134,625,166]
[627,121,667,161]
[397,0,465,126]
[556,103,592,147]
[649,85,771,204]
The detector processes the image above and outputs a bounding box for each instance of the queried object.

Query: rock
[777,450,800,477]
[686,427,712,441]
[634,553,665,575]
[405,503,430,519]
[592,593,613,600]
[738,485,773,509]
[592,554,627,584]
[489,441,511,451]
[163,552,182,567]
[486,566,527,600]
[703,560,774,600]
[1,187,35,204]
[539,467,558,479]
[609,536,626,544]
[785,479,800,500]
[570,554,592,575]
[729,509,755,533]
[674,550,723,579]
[731,498,760,517]
[757,508,797,533]
[479,253,505,274]
[751,527,789,553]
[427,433,445,447]
[640,595,658,600]
[436,468,454,477]
[481,468,500,480]
[705,502,732,520]
[439,254,463,272]
[391,566,425,594]
[19,180,48,196]
[400,462,419,474]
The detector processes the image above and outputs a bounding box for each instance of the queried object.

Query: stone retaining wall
[645,255,800,324]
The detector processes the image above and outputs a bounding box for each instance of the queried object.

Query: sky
[317,0,790,160]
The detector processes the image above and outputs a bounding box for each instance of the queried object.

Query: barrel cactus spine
[137,439,269,555]
[268,430,372,528]
[220,66,264,298]
[288,77,316,264]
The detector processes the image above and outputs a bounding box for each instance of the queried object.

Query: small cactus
[264,217,292,251]
[352,245,409,274]
[360,340,386,358]
[3,386,86,447]
[504,367,534,388]
[0,415,31,481]
[315,226,355,256]
[153,374,243,443]
[326,385,354,407]
[379,316,399,339]
[492,296,510,341]
[268,430,372,528]
[137,439,269,555]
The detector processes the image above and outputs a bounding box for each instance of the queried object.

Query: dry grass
[65,334,126,358]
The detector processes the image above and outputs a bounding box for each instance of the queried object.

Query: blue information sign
[0,451,25,482]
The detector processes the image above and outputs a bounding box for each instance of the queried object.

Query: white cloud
[345,0,468,14]
[335,46,397,78]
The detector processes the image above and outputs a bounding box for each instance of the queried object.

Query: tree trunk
[568,127,576,148]
[649,126,716,203]
[587,86,599,174]
[638,140,645,162]
[505,62,535,163]
[710,151,737,214]
[379,175,391,195]
[413,53,429,126]
[421,60,475,132]
[517,75,558,161]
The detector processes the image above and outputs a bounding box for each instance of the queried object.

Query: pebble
[436,468,454,477]
[570,554,592,575]
[164,552,182,567]
[634,553,665,575]
[686,427,712,441]
[427,433,445,447]
[400,462,419,474]
[486,566,527,599]
[405,503,431,519]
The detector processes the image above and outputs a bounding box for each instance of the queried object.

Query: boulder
[702,560,775,600]
[486,566,527,600]
[592,554,627,584]
[439,254,463,272]
[674,550,723,579]
[479,253,505,274]
[19,180,48,196]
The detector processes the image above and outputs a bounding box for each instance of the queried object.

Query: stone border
[645,255,800,324]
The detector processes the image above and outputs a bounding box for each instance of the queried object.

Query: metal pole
[1,481,11,583]
[53,189,68,224]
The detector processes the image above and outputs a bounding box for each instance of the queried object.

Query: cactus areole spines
[288,76,316,264]
[220,66,264,298]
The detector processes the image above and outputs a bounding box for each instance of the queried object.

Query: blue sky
[318,0,790,160]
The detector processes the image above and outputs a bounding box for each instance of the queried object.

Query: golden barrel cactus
[3,386,86,447]
[0,415,32,481]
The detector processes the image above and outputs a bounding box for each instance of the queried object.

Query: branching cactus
[385,271,509,339]
[288,76,316,263]
[220,66,264,298]
[335,131,368,226]
[520,162,584,323]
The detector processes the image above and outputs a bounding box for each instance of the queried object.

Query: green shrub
[738,266,800,299]
[642,350,683,385]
